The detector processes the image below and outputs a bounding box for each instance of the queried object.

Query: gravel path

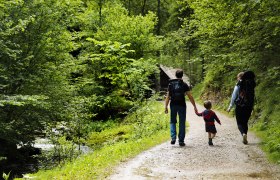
[108,102,280,180]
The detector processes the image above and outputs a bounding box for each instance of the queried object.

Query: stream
[0,138,92,180]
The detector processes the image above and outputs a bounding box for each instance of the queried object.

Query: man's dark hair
[175,69,183,78]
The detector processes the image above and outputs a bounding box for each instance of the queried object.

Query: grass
[17,100,170,179]
[250,79,280,165]
[251,99,280,164]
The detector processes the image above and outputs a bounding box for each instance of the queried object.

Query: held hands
[194,107,198,114]
[194,107,199,116]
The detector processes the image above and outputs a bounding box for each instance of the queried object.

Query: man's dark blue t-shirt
[168,79,190,107]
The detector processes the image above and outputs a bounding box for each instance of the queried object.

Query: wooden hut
[159,65,190,92]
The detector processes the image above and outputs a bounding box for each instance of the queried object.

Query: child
[196,100,221,145]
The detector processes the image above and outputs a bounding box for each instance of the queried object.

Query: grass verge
[17,100,170,179]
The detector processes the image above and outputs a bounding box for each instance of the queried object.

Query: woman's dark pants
[235,105,253,135]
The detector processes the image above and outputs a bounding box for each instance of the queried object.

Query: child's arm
[214,113,221,125]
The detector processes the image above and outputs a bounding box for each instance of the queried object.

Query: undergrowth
[251,73,280,164]
[17,100,170,179]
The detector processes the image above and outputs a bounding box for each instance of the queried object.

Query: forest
[0,0,279,179]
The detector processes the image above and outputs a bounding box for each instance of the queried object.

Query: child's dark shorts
[205,125,217,133]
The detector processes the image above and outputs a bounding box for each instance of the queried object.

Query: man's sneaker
[179,142,185,146]
[171,140,176,145]
[243,134,248,144]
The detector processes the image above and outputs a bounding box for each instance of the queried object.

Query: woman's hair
[237,72,244,79]
[240,70,256,88]
[204,100,212,109]
[241,70,255,81]
[175,69,183,78]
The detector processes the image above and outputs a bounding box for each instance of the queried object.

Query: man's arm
[165,91,170,114]
[186,91,198,113]
[196,111,203,116]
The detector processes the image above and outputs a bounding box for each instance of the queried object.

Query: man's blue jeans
[170,104,186,143]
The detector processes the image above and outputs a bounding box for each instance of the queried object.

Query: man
[165,69,198,146]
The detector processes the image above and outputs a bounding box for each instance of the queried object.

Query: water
[0,138,92,179]
[33,138,54,150]
[34,137,92,153]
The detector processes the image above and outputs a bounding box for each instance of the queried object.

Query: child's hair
[204,100,212,109]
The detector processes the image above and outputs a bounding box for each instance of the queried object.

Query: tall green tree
[0,0,81,157]
[120,0,172,34]
[94,3,159,59]
[187,0,280,86]
[73,2,160,120]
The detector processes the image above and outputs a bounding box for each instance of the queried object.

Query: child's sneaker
[243,134,248,144]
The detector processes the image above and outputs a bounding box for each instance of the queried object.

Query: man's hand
[165,108,168,114]
[194,107,198,114]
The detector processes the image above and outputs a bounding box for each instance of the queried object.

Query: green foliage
[85,38,134,89]
[87,125,133,148]
[77,38,158,120]
[94,3,159,58]
[38,136,80,170]
[1,0,166,177]
[21,100,170,179]
[251,66,280,163]
[159,1,202,84]
[160,29,188,68]
[124,58,159,98]
[86,99,169,149]
[182,0,280,163]
[2,171,10,180]
[0,0,80,155]
[119,0,172,34]
[0,0,278,176]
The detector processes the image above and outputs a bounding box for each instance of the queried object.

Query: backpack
[235,71,256,107]
[168,79,186,102]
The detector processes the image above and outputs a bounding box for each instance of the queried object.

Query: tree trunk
[99,0,103,26]
[141,0,147,16]
[128,0,131,16]
[156,0,161,35]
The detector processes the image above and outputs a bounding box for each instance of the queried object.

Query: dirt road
[108,102,280,180]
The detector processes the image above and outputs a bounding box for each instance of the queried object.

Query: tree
[59,1,161,123]
[94,3,160,59]
[0,0,81,158]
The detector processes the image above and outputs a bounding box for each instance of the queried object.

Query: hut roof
[159,64,190,85]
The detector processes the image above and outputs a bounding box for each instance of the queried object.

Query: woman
[227,71,256,144]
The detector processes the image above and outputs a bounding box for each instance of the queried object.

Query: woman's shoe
[243,134,248,144]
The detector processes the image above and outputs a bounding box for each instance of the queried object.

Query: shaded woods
[0,0,279,179]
